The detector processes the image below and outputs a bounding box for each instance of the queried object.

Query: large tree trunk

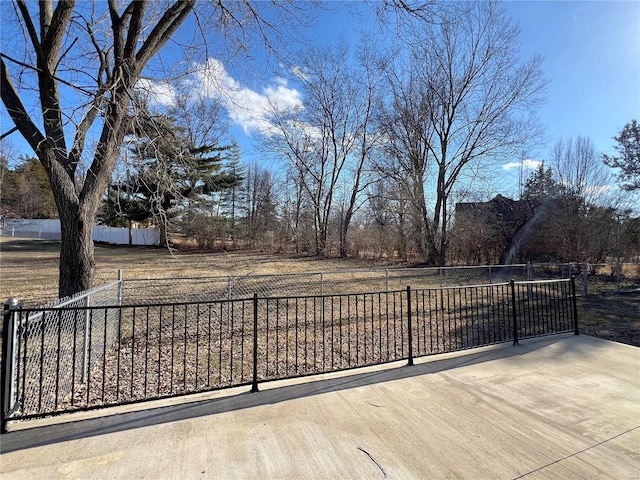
[46,147,100,297]
[317,223,328,257]
[58,206,96,298]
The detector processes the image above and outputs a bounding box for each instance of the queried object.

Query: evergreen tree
[0,156,57,218]
[103,108,243,247]
[603,120,640,191]
[522,163,557,207]
[218,142,246,240]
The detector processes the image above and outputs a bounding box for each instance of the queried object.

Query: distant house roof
[455,195,528,224]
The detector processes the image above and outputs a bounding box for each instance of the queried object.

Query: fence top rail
[35,279,122,310]
[124,271,320,283]
[121,264,538,285]
[514,278,572,285]
[399,264,527,271]
[263,288,408,302]
[412,282,511,292]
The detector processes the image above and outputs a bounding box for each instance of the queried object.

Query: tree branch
[42,0,75,59]
[0,57,46,156]
[136,1,196,66]
[15,0,43,59]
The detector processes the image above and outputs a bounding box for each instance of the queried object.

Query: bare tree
[362,176,410,259]
[551,136,611,204]
[377,61,434,262]
[336,40,386,258]
[1,1,195,296]
[279,166,314,254]
[1,0,308,297]
[242,161,278,248]
[547,136,616,261]
[378,1,545,266]
[263,40,382,257]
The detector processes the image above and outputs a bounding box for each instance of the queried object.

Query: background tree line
[7,127,636,265]
[90,2,637,264]
[1,154,56,219]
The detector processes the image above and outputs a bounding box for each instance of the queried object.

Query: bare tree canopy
[260,40,384,257]
[378,0,546,265]
[551,136,611,204]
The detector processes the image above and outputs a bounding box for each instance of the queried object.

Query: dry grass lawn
[0,238,401,306]
[1,237,638,346]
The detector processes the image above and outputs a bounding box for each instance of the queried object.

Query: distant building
[453,195,531,264]
[455,194,528,226]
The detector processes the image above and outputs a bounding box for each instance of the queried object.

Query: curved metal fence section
[2,278,577,431]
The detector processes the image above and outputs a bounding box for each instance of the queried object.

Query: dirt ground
[1,237,638,347]
[576,289,640,347]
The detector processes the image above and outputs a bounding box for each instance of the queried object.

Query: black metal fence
[1,278,577,432]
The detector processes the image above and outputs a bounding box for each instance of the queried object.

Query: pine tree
[603,120,640,191]
[103,107,238,246]
[218,142,246,241]
[522,163,557,208]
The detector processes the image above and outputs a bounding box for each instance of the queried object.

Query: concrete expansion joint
[512,425,640,479]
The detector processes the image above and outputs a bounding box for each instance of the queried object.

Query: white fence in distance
[92,226,159,246]
[0,219,159,246]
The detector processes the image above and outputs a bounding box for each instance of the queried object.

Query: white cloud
[291,65,310,81]
[502,159,542,171]
[135,79,176,106]
[194,59,303,136]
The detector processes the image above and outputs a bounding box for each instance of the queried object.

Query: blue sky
[2,1,639,198]
[503,1,639,155]
[211,0,640,197]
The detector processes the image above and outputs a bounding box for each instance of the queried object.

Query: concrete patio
[1,333,639,479]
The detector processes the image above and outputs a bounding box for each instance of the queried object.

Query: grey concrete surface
[1,333,638,479]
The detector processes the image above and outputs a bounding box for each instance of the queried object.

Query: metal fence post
[117,269,124,305]
[2,298,20,434]
[510,280,519,346]
[406,286,414,366]
[583,262,588,298]
[251,293,259,392]
[117,269,123,334]
[571,277,579,335]
[82,293,91,383]
[227,276,232,335]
